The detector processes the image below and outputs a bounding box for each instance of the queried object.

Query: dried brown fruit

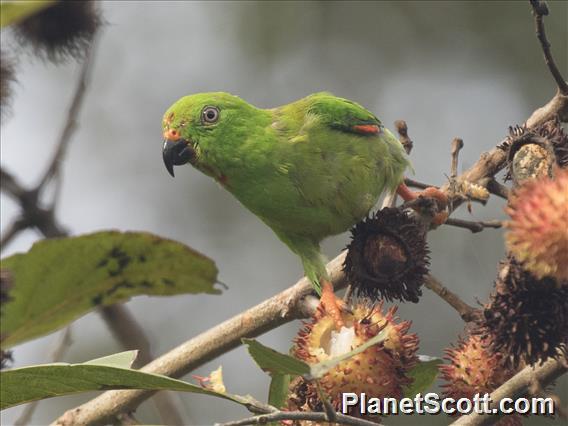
[344,208,429,303]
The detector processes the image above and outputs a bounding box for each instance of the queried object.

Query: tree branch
[38,34,95,190]
[0,218,28,252]
[443,218,503,234]
[214,409,382,426]
[424,274,479,322]
[529,0,568,95]
[485,179,510,200]
[404,177,433,190]
[450,355,568,426]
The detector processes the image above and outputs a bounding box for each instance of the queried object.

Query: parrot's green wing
[304,92,383,134]
[274,93,407,225]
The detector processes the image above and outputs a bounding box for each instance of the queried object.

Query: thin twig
[38,36,96,190]
[214,409,382,426]
[404,177,434,190]
[530,0,568,95]
[0,218,27,252]
[451,355,568,425]
[443,218,503,233]
[486,179,510,199]
[424,274,479,322]
[0,168,26,199]
[448,137,465,213]
[450,138,464,182]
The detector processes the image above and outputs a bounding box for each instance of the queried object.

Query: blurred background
[1,1,566,425]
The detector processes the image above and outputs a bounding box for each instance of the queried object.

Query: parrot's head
[161,92,261,178]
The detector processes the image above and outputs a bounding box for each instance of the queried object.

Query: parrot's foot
[320,280,345,330]
[396,183,448,226]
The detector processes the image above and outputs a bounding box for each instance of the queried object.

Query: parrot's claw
[396,183,448,225]
[320,280,345,330]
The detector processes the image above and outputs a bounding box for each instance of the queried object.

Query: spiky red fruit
[505,168,568,281]
[440,334,520,426]
[289,297,419,417]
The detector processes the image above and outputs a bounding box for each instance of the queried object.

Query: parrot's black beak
[162,139,195,177]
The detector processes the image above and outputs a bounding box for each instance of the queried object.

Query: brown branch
[450,137,464,181]
[0,218,27,252]
[404,177,433,190]
[450,355,568,426]
[448,137,465,213]
[530,0,568,95]
[443,218,503,234]
[424,274,480,322]
[38,35,95,190]
[52,254,347,426]
[486,179,510,199]
[215,409,382,426]
[0,168,26,200]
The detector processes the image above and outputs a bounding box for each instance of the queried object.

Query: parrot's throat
[199,163,230,188]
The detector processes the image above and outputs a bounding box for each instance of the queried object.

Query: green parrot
[162,92,435,296]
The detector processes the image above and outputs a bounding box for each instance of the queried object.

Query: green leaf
[0,352,248,410]
[243,339,310,376]
[0,0,57,28]
[403,357,443,398]
[83,350,138,368]
[0,231,219,349]
[268,373,291,409]
[244,329,387,380]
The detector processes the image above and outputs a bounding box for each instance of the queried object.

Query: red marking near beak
[163,128,181,141]
[353,124,380,135]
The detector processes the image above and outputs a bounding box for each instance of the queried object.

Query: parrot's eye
[201,106,220,124]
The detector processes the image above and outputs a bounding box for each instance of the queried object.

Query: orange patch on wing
[353,124,380,135]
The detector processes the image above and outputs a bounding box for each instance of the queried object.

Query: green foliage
[0,0,56,28]
[403,358,443,398]
[268,373,290,409]
[243,329,387,380]
[0,351,252,410]
[243,338,310,376]
[0,231,219,349]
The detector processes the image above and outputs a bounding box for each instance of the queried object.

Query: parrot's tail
[275,232,328,296]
